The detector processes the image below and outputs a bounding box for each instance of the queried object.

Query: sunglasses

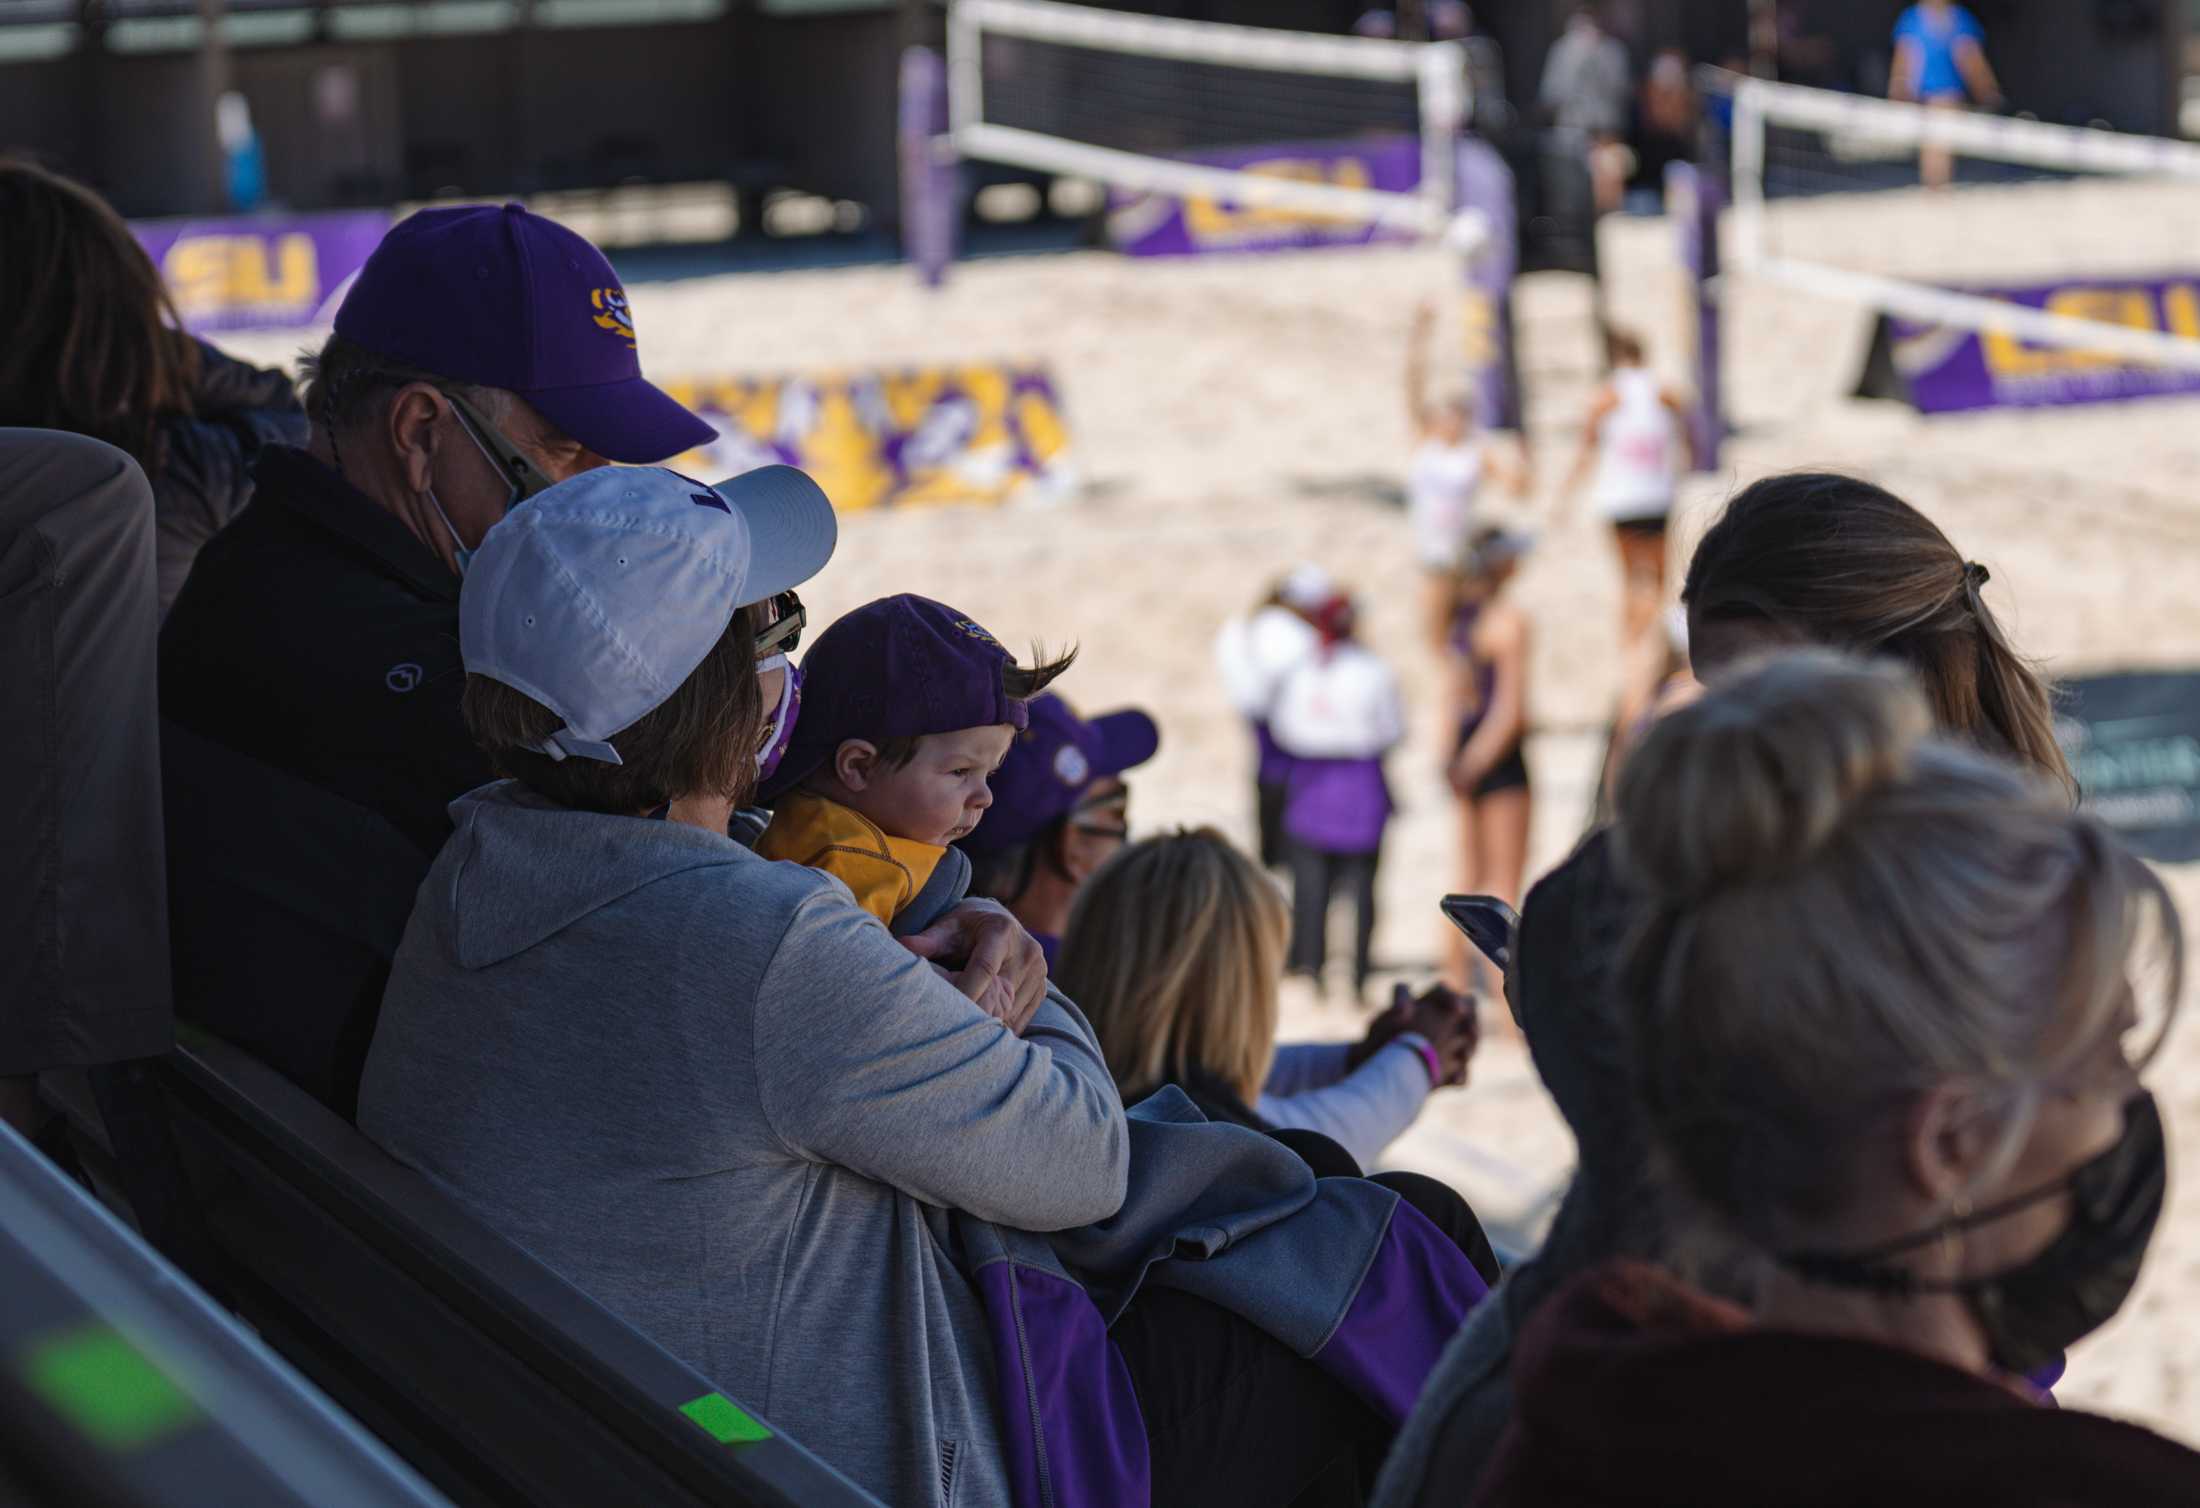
[754,591,806,660]
[439,386,557,507]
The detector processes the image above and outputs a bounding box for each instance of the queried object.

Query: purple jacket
[957,1087,1489,1507]
[1283,756,1394,855]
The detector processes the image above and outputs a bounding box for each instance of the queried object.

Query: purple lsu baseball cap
[333,203,715,465]
[760,594,1032,802]
[960,693,1160,853]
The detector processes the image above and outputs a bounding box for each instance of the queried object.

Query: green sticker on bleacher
[681,1391,772,1445]
[19,1325,201,1452]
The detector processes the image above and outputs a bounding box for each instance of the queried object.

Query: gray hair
[1615,651,2180,1251]
[297,333,513,438]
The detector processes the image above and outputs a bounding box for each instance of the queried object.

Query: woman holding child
[361,465,1491,1508]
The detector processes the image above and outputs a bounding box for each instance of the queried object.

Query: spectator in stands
[1538,3,1634,215]
[958,692,1160,973]
[361,466,1486,1508]
[0,160,306,616]
[1889,1,2002,189]
[158,202,1048,1116]
[1375,471,2077,1507]
[1214,564,1329,869]
[1274,587,1405,1003]
[0,432,170,1135]
[1627,48,1699,209]
[1061,826,1480,1176]
[1470,652,2200,1503]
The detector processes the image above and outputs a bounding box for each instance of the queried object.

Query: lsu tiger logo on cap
[590,287,636,348]
[952,618,1002,649]
[1053,744,1091,787]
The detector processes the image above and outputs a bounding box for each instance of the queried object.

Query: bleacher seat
[0,1114,450,1507]
[47,1042,879,1508]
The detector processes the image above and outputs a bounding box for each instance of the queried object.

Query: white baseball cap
[1278,562,1336,611]
[461,464,836,764]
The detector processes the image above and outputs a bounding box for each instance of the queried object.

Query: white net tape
[948,0,1474,242]
[1729,75,2200,372]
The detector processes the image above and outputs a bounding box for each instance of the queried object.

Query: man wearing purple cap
[959,693,1162,971]
[163,203,716,857]
[156,204,719,1112]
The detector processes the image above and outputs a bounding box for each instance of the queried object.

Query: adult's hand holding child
[902,901,1048,1034]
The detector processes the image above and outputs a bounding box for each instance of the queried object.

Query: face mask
[1782,1092,2166,1377]
[756,656,802,781]
[428,411,530,576]
[425,485,476,576]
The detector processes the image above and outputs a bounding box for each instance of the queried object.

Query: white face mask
[755,653,801,777]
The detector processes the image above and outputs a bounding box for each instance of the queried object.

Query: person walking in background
[1215,564,1329,868]
[1272,589,1405,1002]
[1443,527,1534,991]
[1563,324,1693,665]
[1405,302,1528,650]
[1889,1,2001,189]
[1538,3,1634,216]
[0,160,306,616]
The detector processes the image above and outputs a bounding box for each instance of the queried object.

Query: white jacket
[1270,642,1406,761]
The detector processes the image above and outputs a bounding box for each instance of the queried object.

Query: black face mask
[1780,1092,2166,1377]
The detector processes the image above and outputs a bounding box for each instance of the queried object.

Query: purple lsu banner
[659,365,1073,511]
[1107,135,1424,258]
[1890,275,2200,414]
[132,211,390,334]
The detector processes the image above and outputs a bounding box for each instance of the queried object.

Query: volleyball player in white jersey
[1405,301,1527,650]
[1563,325,1696,653]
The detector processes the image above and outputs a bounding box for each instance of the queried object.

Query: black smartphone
[1441,894,1520,973]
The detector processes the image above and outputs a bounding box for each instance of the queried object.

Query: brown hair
[0,159,201,474]
[1603,324,1646,368]
[1057,828,1289,1105]
[1683,472,2074,793]
[1618,652,2179,1249]
[462,602,769,814]
[871,644,1078,771]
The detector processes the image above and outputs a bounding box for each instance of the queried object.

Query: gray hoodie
[358,783,1131,1508]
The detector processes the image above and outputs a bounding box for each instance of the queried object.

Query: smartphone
[1441,894,1520,973]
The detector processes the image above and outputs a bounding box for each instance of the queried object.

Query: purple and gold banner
[662,365,1073,511]
[1107,135,1423,258]
[1892,275,2200,414]
[133,211,389,334]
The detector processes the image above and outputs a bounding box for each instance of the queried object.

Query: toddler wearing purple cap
[756,594,1074,925]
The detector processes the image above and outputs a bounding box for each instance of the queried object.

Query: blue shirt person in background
[1889,2,2003,188]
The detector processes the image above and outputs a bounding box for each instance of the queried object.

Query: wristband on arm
[1396,1031,1443,1089]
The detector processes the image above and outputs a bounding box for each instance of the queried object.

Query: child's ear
[833,739,880,792]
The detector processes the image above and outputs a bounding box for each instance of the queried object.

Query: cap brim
[1088,709,1160,777]
[712,465,838,603]
[525,375,719,465]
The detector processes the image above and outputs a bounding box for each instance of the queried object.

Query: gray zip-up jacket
[358,783,1131,1508]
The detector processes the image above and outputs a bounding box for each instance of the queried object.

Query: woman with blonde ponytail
[1463,652,2198,1506]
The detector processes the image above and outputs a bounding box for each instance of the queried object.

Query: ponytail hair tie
[1963,561,1990,590]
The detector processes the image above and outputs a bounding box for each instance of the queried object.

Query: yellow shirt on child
[754,791,946,925]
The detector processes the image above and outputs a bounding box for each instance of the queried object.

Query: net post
[899,43,959,289]
[1454,138,1521,434]
[1666,159,1724,472]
